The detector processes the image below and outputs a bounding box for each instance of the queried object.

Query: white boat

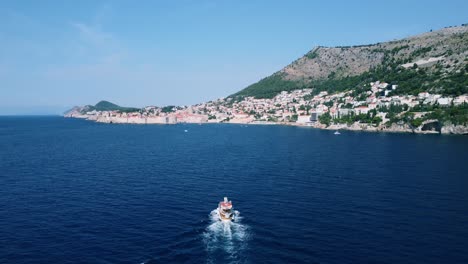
[217,197,234,221]
[334,131,341,135]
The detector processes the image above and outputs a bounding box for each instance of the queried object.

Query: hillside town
[65,80,468,134]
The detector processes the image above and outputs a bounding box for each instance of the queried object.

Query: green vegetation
[390,45,409,55]
[231,31,468,99]
[377,103,468,128]
[410,118,424,128]
[161,106,176,113]
[231,73,306,99]
[85,100,140,113]
[305,50,318,59]
[318,112,332,126]
[378,104,409,113]
[333,109,382,126]
[409,47,432,59]
[298,104,312,114]
[309,52,468,98]
[290,114,298,122]
[233,63,467,99]
[94,100,120,110]
[267,116,278,122]
[412,103,468,126]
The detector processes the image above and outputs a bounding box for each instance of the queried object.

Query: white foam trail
[203,209,250,263]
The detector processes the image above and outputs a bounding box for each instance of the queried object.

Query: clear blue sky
[0,0,467,114]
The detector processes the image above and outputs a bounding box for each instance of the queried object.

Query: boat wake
[202,209,250,263]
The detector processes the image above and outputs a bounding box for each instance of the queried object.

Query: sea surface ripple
[0,116,467,263]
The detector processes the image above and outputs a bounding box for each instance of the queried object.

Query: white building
[453,95,467,105]
[437,97,452,106]
[296,115,312,124]
[355,106,370,115]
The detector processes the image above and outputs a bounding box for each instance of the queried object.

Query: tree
[319,112,332,127]
[161,106,176,113]
[403,112,415,123]
[290,114,298,122]
[372,116,383,126]
[410,118,423,128]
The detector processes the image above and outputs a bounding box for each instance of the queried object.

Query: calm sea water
[0,116,467,263]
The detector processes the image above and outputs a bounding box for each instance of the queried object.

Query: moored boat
[218,197,234,221]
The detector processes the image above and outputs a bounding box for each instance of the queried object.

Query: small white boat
[334,131,341,135]
[217,197,234,221]
[184,129,188,132]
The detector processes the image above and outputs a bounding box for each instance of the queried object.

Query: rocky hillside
[233,25,468,99]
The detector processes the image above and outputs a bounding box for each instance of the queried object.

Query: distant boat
[217,197,234,221]
[334,131,341,135]
[184,129,188,132]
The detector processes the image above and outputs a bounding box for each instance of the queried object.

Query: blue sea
[1,116,467,263]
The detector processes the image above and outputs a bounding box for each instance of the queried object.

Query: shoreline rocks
[64,115,467,135]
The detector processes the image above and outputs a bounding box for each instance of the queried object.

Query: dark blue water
[1,116,467,263]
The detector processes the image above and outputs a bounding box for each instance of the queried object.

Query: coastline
[63,116,468,135]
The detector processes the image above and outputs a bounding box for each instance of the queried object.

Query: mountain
[232,25,468,99]
[64,101,139,116]
[93,100,122,111]
[91,100,141,112]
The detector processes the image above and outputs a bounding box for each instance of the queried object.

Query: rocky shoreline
[286,122,467,135]
[65,115,468,135]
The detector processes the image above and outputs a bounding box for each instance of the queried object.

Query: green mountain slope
[89,100,140,112]
[232,25,468,99]
[93,100,122,111]
[64,101,140,115]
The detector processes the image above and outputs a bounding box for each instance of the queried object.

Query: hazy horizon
[1,0,467,115]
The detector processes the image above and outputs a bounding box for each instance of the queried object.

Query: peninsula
[65,25,468,135]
